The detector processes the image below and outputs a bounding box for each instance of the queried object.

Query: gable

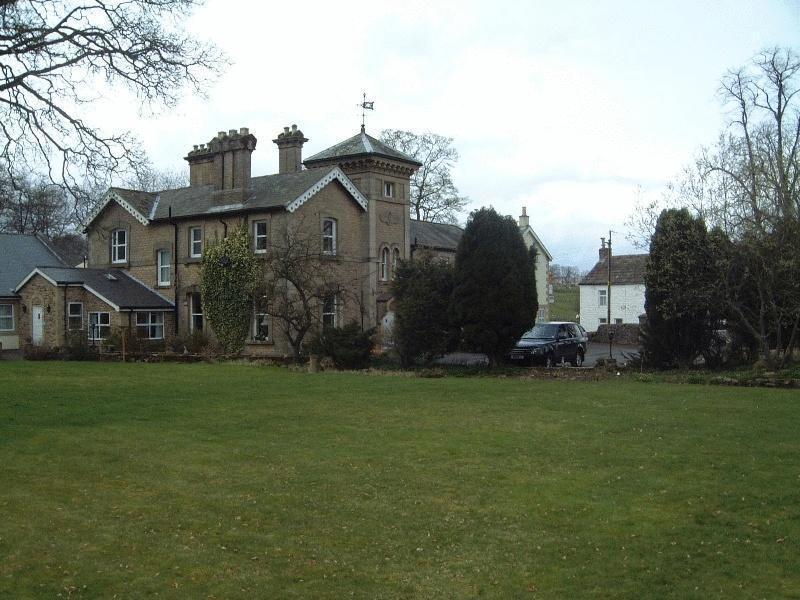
[285,167,368,213]
[85,189,151,230]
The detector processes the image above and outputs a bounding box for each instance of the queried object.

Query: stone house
[0,233,66,351]
[75,124,422,356]
[579,240,648,332]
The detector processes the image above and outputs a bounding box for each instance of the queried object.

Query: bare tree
[263,216,363,362]
[0,172,72,236]
[0,0,223,197]
[380,129,468,224]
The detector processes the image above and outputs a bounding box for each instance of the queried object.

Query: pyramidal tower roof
[304,129,422,167]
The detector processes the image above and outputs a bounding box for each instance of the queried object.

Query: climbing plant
[200,227,261,354]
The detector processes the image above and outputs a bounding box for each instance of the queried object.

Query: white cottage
[579,242,647,332]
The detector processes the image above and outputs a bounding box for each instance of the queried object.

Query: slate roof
[304,131,422,166]
[27,267,173,310]
[0,233,66,297]
[410,220,464,251]
[108,167,347,223]
[580,254,648,285]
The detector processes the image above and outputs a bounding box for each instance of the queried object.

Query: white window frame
[380,247,390,281]
[253,220,268,254]
[189,226,203,258]
[189,292,203,332]
[111,229,127,264]
[322,218,337,255]
[252,297,270,342]
[614,318,623,325]
[599,317,608,325]
[383,181,395,198]
[322,295,337,328]
[136,311,164,340]
[67,302,83,331]
[88,312,111,340]
[0,303,14,331]
[598,289,607,307]
[157,249,171,286]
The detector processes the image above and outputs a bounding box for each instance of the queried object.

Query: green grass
[1,363,799,599]
[549,285,579,321]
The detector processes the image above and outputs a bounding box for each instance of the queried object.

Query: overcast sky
[95,0,799,269]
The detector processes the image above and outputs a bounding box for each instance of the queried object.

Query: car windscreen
[522,324,558,339]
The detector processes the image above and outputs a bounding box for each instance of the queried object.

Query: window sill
[248,340,274,346]
[156,284,172,289]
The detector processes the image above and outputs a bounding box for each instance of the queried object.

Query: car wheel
[571,352,583,367]
[545,353,555,368]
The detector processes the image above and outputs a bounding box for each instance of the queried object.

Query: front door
[32,305,44,346]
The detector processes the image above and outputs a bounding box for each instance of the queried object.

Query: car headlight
[532,347,543,354]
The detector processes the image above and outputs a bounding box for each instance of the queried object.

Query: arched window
[380,247,390,281]
[392,247,401,278]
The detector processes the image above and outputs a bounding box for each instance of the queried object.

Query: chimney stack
[518,206,529,229]
[273,124,308,174]
[185,128,257,192]
[599,237,609,261]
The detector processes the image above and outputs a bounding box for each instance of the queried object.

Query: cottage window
[598,289,607,307]
[189,292,203,332]
[322,295,337,328]
[383,181,395,198]
[0,304,13,331]
[157,249,171,286]
[189,227,203,258]
[599,317,608,325]
[615,318,623,325]
[322,218,337,255]
[253,220,268,253]
[136,311,164,339]
[252,296,270,342]
[380,247,390,281]
[88,312,110,340]
[67,302,83,330]
[111,229,127,263]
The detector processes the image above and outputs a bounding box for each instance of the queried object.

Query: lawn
[1,363,799,599]
[549,285,579,322]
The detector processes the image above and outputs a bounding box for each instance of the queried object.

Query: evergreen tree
[452,207,537,365]
[643,209,722,367]
[392,255,457,366]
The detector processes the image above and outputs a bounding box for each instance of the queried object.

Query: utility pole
[607,230,613,359]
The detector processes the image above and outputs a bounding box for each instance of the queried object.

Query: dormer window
[322,218,337,255]
[383,181,395,198]
[111,229,127,264]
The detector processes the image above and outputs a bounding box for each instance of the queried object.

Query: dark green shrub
[311,322,374,370]
[22,344,59,360]
[63,331,97,361]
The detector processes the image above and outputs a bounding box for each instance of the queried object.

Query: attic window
[105,273,118,281]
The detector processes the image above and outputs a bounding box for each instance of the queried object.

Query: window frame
[189,226,203,258]
[380,247,390,281]
[189,292,203,332]
[67,302,83,331]
[157,249,171,286]
[136,311,164,340]
[322,218,337,255]
[322,295,337,328]
[383,181,395,198]
[253,220,268,254]
[598,289,607,307]
[252,296,270,342]
[111,228,127,264]
[0,303,14,331]
[88,311,111,340]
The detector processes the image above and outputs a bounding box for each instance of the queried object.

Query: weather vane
[359,91,374,132]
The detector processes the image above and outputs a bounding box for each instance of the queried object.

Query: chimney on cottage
[273,124,308,174]
[599,237,609,261]
[185,127,257,191]
[518,206,529,229]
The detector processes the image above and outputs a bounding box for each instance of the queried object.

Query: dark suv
[507,322,588,367]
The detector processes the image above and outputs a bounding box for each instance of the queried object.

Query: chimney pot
[217,131,226,139]
[240,127,249,135]
[229,129,237,136]
[193,145,198,151]
[291,124,297,132]
[283,126,290,135]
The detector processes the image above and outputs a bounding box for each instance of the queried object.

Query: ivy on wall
[200,228,261,354]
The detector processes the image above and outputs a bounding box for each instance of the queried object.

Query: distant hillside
[549,285,579,322]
